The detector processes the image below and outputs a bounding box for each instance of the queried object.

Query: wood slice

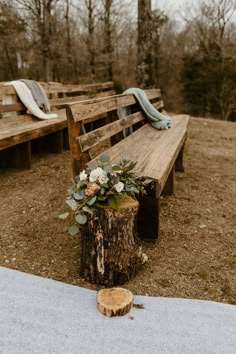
[97,288,133,317]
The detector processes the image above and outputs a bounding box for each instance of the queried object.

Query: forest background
[0,0,235,120]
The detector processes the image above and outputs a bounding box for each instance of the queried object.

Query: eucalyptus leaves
[59,154,152,236]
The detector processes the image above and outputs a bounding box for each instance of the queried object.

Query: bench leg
[175,144,185,172]
[49,131,64,153]
[0,142,31,169]
[163,166,175,195]
[15,141,31,169]
[32,131,64,154]
[137,183,160,241]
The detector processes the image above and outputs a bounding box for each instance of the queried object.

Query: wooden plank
[66,106,89,176]
[0,81,114,101]
[44,82,114,95]
[0,102,26,114]
[50,95,90,107]
[0,110,67,150]
[0,86,16,95]
[93,90,116,97]
[88,115,189,196]
[77,100,163,152]
[83,102,164,167]
[78,111,145,152]
[70,89,161,122]
[2,93,19,118]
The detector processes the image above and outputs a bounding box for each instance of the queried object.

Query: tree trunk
[87,0,96,81]
[65,0,73,82]
[136,0,154,88]
[80,196,147,286]
[103,0,113,81]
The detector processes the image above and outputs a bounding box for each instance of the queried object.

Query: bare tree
[183,0,236,119]
[15,0,60,81]
[136,0,154,88]
[84,0,97,81]
[101,0,114,81]
[64,0,74,81]
[0,1,26,80]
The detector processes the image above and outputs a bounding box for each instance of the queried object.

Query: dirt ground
[0,117,235,304]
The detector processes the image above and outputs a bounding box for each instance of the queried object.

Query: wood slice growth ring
[97,288,133,317]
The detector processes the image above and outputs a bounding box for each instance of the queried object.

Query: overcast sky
[153,0,190,16]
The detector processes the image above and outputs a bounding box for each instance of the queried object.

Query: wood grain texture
[69,89,161,122]
[0,109,66,150]
[78,111,145,152]
[0,81,115,152]
[89,115,189,196]
[80,196,146,285]
[0,102,26,114]
[66,90,189,242]
[66,106,90,176]
[97,288,133,317]
[77,100,164,153]
[0,81,114,96]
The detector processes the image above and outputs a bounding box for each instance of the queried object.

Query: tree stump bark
[97,288,133,317]
[80,196,147,286]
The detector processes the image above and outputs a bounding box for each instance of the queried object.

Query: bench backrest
[66,89,163,176]
[0,81,115,118]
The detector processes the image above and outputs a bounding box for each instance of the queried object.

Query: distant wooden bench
[65,89,189,241]
[0,81,115,169]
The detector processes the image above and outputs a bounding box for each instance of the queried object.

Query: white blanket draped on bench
[4,81,58,120]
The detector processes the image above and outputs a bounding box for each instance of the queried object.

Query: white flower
[98,174,109,184]
[114,181,124,193]
[89,167,107,183]
[79,170,88,181]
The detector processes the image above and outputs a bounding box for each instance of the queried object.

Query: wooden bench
[65,89,189,241]
[0,81,115,169]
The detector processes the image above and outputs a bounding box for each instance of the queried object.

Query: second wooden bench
[65,89,189,241]
[0,81,115,169]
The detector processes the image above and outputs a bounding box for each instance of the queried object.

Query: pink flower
[85,188,95,196]
[85,183,100,196]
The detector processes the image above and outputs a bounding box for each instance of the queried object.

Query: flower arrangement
[59,154,152,236]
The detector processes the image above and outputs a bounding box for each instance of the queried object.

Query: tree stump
[80,196,147,286]
[97,288,133,317]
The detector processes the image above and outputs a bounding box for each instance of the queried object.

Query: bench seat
[89,114,189,197]
[0,109,66,151]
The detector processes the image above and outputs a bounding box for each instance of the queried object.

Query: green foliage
[58,212,69,220]
[59,154,152,235]
[68,225,79,236]
[75,214,87,225]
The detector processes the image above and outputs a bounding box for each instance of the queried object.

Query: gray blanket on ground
[117,87,172,137]
[1,266,236,354]
[20,79,50,113]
